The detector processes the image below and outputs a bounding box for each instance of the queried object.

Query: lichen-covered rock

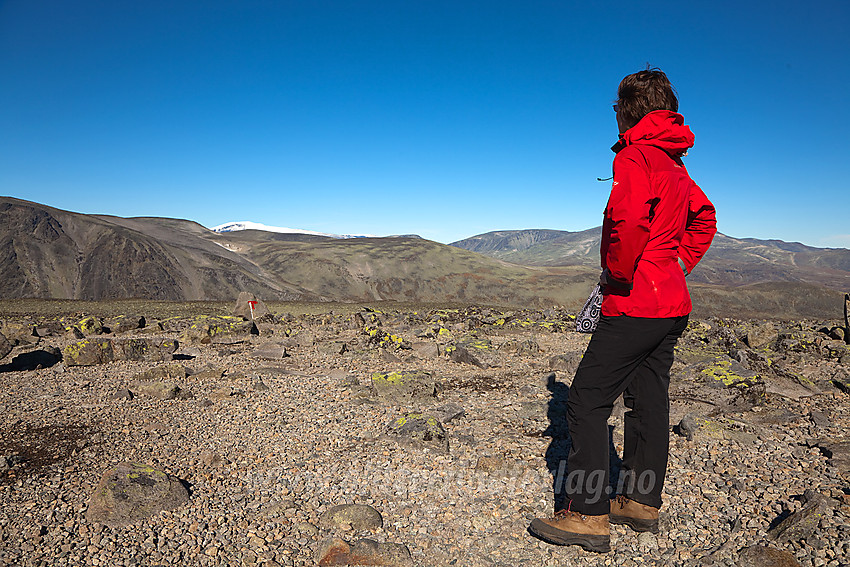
[86,462,189,527]
[315,537,413,567]
[371,371,437,404]
[73,316,104,336]
[64,338,177,366]
[386,413,448,452]
[113,338,178,362]
[63,338,115,366]
[365,327,406,350]
[319,504,383,531]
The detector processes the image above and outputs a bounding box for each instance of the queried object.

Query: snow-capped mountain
[210,221,373,239]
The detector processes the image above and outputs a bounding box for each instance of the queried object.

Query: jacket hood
[612,110,694,156]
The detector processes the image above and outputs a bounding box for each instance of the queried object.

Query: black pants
[564,314,688,515]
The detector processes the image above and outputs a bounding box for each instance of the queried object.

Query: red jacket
[601,110,716,317]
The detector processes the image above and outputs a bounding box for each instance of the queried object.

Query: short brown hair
[616,68,679,131]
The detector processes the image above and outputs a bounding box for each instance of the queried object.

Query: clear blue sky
[2,1,848,247]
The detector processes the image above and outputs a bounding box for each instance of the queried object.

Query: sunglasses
[612,103,619,113]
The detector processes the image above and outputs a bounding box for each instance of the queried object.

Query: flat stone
[315,537,413,567]
[250,342,288,360]
[319,504,383,531]
[429,403,465,423]
[738,545,802,566]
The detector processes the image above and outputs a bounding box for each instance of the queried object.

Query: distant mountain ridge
[450,229,850,290]
[2,197,848,318]
[0,197,587,306]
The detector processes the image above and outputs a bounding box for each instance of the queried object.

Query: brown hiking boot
[528,509,611,552]
[609,495,659,533]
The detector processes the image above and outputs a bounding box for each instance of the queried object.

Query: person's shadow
[542,372,623,513]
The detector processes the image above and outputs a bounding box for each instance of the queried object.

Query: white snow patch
[211,221,375,239]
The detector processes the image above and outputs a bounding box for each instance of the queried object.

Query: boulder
[73,316,104,336]
[768,490,832,543]
[674,414,759,445]
[410,341,440,358]
[232,292,272,322]
[315,538,413,567]
[318,341,348,356]
[63,338,115,366]
[0,322,37,346]
[86,462,189,527]
[745,322,779,349]
[106,315,145,334]
[319,504,383,531]
[548,351,583,374]
[371,371,437,404]
[133,380,189,400]
[386,413,448,453]
[64,338,178,366]
[446,337,499,368]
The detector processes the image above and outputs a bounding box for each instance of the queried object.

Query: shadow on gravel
[542,373,622,513]
[0,349,61,372]
[0,422,97,483]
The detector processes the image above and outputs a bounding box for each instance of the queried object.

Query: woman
[529,68,717,553]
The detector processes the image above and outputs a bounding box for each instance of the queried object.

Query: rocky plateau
[0,296,848,566]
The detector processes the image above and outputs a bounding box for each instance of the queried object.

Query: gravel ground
[0,306,848,566]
